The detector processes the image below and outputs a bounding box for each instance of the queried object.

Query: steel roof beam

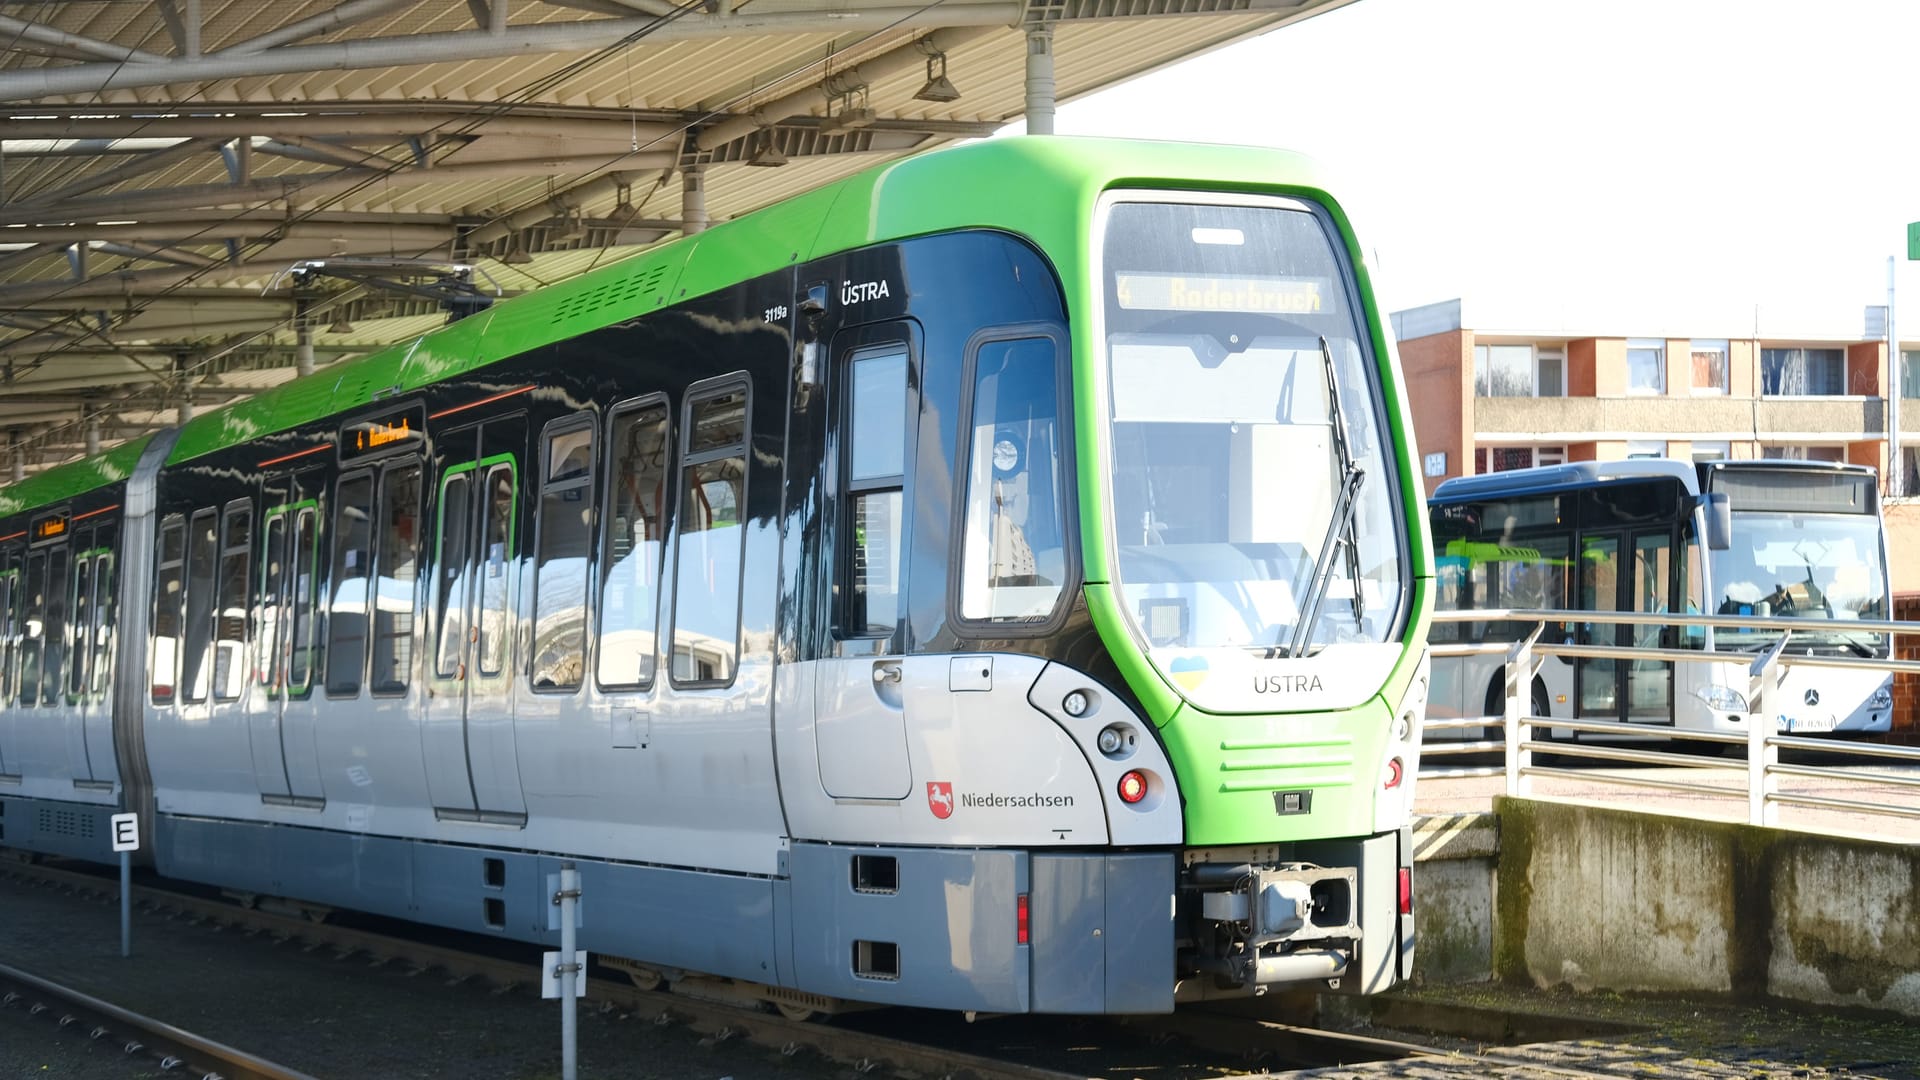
[0,149,679,224]
[0,4,1031,100]
[0,13,170,66]
[221,0,423,57]
[0,114,687,142]
[13,136,223,205]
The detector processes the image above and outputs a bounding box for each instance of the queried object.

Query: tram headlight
[1063,690,1091,717]
[1692,685,1748,713]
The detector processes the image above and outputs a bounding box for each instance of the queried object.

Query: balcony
[1474,395,1886,440]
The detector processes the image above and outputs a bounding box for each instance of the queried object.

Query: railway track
[0,957,321,1080]
[1,858,1649,1080]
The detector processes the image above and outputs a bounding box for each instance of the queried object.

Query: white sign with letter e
[110,812,140,853]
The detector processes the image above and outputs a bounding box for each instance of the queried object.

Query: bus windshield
[1101,199,1403,660]
[1710,510,1888,653]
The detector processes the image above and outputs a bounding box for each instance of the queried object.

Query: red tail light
[1017,892,1030,945]
[1384,757,1404,790]
[1117,771,1148,804]
[1397,867,1413,915]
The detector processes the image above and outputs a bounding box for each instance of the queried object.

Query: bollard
[556,864,581,1080]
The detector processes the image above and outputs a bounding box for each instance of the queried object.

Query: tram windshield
[1100,199,1402,662]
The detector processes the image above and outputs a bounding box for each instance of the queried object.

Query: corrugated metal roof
[0,0,1356,473]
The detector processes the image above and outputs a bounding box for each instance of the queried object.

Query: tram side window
[91,544,115,699]
[597,402,670,689]
[671,385,748,686]
[69,547,90,700]
[213,505,251,701]
[371,463,422,694]
[0,554,15,705]
[152,518,185,703]
[434,472,472,680]
[533,421,594,692]
[841,347,908,639]
[289,507,320,694]
[477,464,515,678]
[41,544,68,707]
[180,509,217,704]
[326,474,375,697]
[258,511,289,694]
[958,337,1067,624]
[19,549,44,707]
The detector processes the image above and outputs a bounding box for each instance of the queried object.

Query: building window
[1626,339,1666,395]
[1761,347,1845,396]
[1902,446,1920,496]
[1625,439,1666,459]
[1761,445,1845,463]
[1691,441,1731,463]
[1902,350,1920,399]
[1475,446,1562,473]
[1690,340,1728,394]
[1473,344,1563,397]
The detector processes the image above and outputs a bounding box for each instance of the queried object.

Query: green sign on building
[1911,221,1920,261]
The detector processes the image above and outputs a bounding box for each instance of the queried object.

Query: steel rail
[0,958,322,1080]
[0,861,1081,1080]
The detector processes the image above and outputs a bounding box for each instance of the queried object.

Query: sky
[1031,0,1920,340]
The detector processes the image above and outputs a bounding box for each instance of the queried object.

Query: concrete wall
[1410,814,1499,984]
[1488,799,1920,1016]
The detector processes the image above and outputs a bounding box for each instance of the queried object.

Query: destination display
[31,511,67,542]
[341,404,425,462]
[1114,273,1332,315]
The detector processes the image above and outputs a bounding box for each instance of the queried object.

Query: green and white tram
[1431,458,1892,740]
[0,137,1430,1014]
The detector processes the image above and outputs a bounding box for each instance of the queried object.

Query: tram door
[250,472,326,804]
[1574,529,1676,726]
[423,420,526,822]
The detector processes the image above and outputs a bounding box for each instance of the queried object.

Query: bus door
[1575,528,1676,726]
[424,420,526,823]
[1624,529,1677,725]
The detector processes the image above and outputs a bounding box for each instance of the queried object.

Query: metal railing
[1420,608,1920,830]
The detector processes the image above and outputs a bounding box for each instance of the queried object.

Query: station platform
[1414,761,1920,842]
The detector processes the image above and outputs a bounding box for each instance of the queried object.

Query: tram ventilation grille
[334,371,377,406]
[36,806,94,840]
[551,264,669,326]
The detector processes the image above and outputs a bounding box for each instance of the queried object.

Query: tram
[0,136,1431,1015]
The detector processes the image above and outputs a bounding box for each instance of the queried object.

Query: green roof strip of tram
[0,434,153,516]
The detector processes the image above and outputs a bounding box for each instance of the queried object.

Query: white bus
[1429,459,1893,741]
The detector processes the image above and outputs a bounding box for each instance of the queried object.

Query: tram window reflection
[598,402,670,690]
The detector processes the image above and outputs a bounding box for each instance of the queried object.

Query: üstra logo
[926,782,954,820]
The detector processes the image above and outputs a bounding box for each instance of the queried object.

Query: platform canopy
[0,0,1350,471]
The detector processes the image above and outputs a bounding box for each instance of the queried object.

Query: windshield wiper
[1285,336,1366,658]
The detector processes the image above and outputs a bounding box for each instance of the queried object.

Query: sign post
[109,812,139,957]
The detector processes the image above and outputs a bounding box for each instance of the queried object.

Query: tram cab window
[671,384,748,686]
[959,337,1067,624]
[152,518,185,703]
[533,420,594,691]
[180,509,217,704]
[841,346,908,639]
[598,401,671,689]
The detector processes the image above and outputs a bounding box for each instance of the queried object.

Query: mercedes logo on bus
[1804,689,1820,707]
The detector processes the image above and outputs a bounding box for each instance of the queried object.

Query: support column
[8,433,21,483]
[84,408,100,457]
[681,164,708,236]
[174,357,194,425]
[1024,22,1055,136]
[296,300,316,377]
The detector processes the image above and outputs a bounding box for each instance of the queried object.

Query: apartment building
[1392,297,1920,589]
